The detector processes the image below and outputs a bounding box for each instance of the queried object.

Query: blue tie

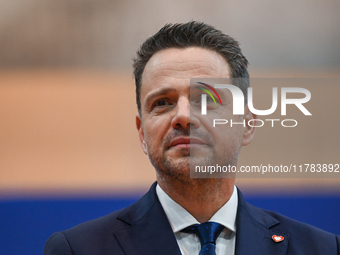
[182,222,225,255]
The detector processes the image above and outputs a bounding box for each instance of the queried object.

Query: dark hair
[133,21,249,115]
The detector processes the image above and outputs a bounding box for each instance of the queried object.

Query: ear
[136,113,148,155]
[242,105,256,146]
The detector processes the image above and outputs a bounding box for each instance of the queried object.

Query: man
[44,21,340,255]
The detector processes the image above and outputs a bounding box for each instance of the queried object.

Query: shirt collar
[156,184,238,233]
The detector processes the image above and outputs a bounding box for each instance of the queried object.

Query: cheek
[144,117,170,143]
[203,117,244,147]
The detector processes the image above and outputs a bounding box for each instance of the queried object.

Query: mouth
[169,137,206,149]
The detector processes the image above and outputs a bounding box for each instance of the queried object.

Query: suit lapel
[113,182,182,255]
[113,183,290,255]
[235,189,289,255]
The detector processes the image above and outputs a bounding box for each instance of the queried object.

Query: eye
[156,100,168,107]
[149,95,176,114]
[198,94,214,103]
[151,99,171,111]
[206,95,214,102]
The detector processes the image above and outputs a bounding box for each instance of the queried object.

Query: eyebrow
[145,87,177,105]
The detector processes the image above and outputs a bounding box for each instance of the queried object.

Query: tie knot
[182,222,225,246]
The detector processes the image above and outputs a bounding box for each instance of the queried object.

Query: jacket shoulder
[44,208,131,255]
[260,205,336,237]
[65,207,128,235]
[246,202,340,253]
[44,183,159,255]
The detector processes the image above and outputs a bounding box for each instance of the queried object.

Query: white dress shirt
[156,184,238,255]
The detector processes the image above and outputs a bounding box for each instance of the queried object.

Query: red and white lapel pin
[272,235,284,242]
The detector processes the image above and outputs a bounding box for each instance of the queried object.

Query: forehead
[140,47,230,98]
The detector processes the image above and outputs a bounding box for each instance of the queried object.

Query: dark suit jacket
[44,182,340,255]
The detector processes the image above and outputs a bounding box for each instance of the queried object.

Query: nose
[171,96,200,129]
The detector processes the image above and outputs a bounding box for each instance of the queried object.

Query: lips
[169,137,206,148]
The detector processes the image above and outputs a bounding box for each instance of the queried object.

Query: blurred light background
[0,1,339,254]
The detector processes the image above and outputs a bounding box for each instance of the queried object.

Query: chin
[167,147,190,157]
[161,157,190,177]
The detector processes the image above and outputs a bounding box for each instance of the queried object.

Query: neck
[157,176,235,223]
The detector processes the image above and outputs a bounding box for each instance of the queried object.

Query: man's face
[136,47,254,182]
